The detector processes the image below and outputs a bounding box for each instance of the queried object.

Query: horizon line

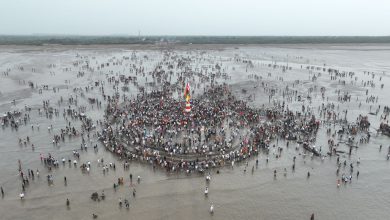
[1,34,390,37]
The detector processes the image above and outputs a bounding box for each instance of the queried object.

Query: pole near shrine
[184,82,191,113]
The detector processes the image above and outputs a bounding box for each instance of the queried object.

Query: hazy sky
[1,0,389,36]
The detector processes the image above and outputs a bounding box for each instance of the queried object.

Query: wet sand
[0,44,390,220]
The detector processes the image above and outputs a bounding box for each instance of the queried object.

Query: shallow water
[0,44,389,220]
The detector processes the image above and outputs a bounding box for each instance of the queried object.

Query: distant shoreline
[1,43,390,53]
[1,35,390,46]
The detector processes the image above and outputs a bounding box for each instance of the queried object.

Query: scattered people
[1,46,388,220]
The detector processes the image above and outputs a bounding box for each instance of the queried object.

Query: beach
[0,44,390,220]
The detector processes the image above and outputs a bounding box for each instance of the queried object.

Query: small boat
[20,193,25,199]
[303,142,320,156]
[206,174,211,182]
[204,187,209,196]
